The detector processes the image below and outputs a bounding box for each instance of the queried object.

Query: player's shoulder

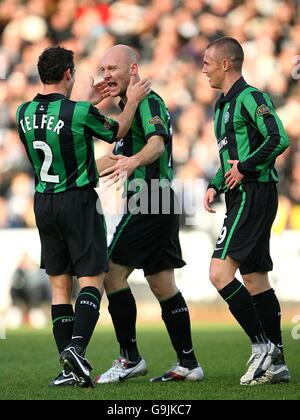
[16,101,30,112]
[70,100,92,109]
[238,84,270,103]
[16,101,31,120]
[138,90,167,110]
[68,100,96,117]
[141,90,165,103]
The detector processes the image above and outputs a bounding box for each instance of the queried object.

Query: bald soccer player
[94,45,204,384]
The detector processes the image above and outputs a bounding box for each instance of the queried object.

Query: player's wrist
[131,154,141,169]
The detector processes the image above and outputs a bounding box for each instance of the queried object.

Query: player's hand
[87,77,110,105]
[100,155,138,191]
[225,160,244,190]
[204,188,217,213]
[126,75,152,104]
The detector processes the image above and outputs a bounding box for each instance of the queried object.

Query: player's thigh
[59,188,109,278]
[142,212,186,276]
[34,192,72,275]
[108,211,167,270]
[213,183,276,266]
[239,183,278,276]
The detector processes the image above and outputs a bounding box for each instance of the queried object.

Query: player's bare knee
[148,280,177,301]
[243,273,271,296]
[78,274,104,292]
[209,265,227,290]
[104,273,126,293]
[104,261,131,293]
[51,285,72,304]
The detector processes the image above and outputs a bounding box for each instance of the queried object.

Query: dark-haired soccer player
[203,37,290,385]
[16,46,150,387]
[94,45,204,384]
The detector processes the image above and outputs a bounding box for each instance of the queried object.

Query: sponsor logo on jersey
[256,104,270,116]
[149,116,163,125]
[218,136,228,151]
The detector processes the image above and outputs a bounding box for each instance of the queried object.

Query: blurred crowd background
[1,0,300,325]
[1,0,300,232]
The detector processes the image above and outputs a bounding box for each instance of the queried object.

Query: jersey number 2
[33,141,60,184]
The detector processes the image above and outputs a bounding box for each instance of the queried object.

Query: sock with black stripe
[252,289,285,361]
[51,304,75,354]
[219,279,268,344]
[71,287,101,355]
[160,292,198,369]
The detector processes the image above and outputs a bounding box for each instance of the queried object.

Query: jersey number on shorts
[217,226,227,245]
[33,141,60,184]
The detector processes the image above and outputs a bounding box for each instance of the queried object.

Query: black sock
[51,304,75,354]
[219,279,268,344]
[108,288,140,363]
[71,287,101,355]
[252,289,284,360]
[160,292,198,369]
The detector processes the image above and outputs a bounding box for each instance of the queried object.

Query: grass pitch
[0,324,299,400]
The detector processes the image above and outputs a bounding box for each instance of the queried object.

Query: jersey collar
[218,77,248,104]
[33,93,68,102]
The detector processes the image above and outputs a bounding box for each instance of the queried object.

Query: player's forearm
[131,137,165,168]
[238,134,290,174]
[208,166,226,194]
[114,99,139,139]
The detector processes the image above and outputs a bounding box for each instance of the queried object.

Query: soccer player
[202,37,290,385]
[94,45,204,384]
[16,46,151,387]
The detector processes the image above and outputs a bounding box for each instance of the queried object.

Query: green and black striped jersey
[16,93,119,193]
[113,90,173,194]
[209,77,289,194]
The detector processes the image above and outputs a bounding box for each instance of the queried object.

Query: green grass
[0,324,299,400]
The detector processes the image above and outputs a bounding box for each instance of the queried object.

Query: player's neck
[41,83,68,97]
[222,73,242,96]
[120,93,127,103]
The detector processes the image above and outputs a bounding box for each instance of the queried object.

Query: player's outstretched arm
[100,136,165,189]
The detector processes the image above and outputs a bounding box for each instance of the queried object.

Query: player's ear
[130,63,138,76]
[223,59,231,72]
[65,68,73,80]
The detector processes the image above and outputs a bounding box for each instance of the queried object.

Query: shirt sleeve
[237,91,290,175]
[208,166,226,195]
[85,104,119,144]
[137,97,170,143]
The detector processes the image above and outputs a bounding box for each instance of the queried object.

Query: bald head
[100,44,139,99]
[207,37,244,72]
[102,44,138,66]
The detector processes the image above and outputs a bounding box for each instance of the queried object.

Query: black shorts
[34,187,108,277]
[108,188,186,276]
[212,182,278,275]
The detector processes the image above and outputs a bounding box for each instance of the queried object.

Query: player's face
[99,54,131,97]
[202,48,224,89]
